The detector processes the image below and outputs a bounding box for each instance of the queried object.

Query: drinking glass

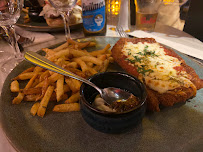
[48,0,77,40]
[0,26,13,63]
[0,0,24,73]
[135,0,161,32]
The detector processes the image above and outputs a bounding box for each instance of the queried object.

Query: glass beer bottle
[82,0,107,36]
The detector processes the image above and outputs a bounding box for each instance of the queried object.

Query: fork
[115,26,128,38]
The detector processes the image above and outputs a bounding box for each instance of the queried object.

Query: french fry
[47,49,70,61]
[93,65,102,72]
[39,70,50,82]
[89,44,111,56]
[79,56,103,65]
[35,73,60,88]
[65,92,80,103]
[24,73,39,90]
[97,54,108,61]
[87,42,96,47]
[42,48,56,58]
[13,72,36,80]
[108,56,114,63]
[86,62,94,67]
[36,77,49,101]
[67,38,90,49]
[12,92,24,104]
[63,84,70,93]
[10,80,20,92]
[71,78,81,92]
[21,67,35,74]
[23,87,42,95]
[70,49,90,57]
[24,94,41,102]
[30,102,40,116]
[76,39,96,47]
[87,66,98,75]
[24,66,43,90]
[33,66,44,73]
[73,58,89,73]
[24,93,56,102]
[64,61,78,69]
[100,60,110,72]
[64,67,86,78]
[22,8,29,13]
[53,103,80,112]
[56,75,64,102]
[53,42,68,52]
[23,14,29,19]
[65,78,81,93]
[37,86,55,117]
[31,79,40,88]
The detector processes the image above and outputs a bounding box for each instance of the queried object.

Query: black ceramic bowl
[80,72,147,134]
[28,7,46,23]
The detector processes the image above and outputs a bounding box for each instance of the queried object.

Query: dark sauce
[92,93,140,113]
[110,95,140,112]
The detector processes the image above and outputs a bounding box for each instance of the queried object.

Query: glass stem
[6,25,23,59]
[61,11,71,40]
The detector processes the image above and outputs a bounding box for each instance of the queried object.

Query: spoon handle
[24,51,102,94]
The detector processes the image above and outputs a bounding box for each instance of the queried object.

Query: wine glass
[48,0,77,40]
[0,26,13,63]
[0,0,24,74]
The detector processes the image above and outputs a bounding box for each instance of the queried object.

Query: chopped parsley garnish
[133,55,142,63]
[137,45,159,57]
[125,58,135,63]
[137,65,153,76]
[128,51,131,55]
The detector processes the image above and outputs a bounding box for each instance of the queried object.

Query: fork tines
[116,26,128,38]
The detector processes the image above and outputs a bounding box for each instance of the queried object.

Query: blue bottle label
[82,0,106,32]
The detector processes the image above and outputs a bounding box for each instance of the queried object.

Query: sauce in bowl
[93,94,140,113]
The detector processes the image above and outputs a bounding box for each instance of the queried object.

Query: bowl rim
[80,72,147,115]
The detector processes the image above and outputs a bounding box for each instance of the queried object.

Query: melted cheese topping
[122,42,195,94]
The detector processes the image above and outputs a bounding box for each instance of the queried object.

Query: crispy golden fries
[10,39,113,117]
[37,86,55,117]
[30,102,40,116]
[53,103,80,112]
[56,75,64,102]
[10,80,20,92]
[65,92,80,104]
[12,92,24,104]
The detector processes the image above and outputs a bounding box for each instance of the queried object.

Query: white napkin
[15,26,55,47]
[128,30,203,60]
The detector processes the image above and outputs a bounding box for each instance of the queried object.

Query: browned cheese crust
[111,38,203,111]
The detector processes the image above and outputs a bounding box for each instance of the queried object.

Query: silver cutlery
[115,26,128,37]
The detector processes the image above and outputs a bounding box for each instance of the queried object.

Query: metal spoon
[24,51,132,105]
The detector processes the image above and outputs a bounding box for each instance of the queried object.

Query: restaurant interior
[0,0,202,152]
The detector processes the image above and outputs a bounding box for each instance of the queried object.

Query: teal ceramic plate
[16,13,82,32]
[0,37,203,152]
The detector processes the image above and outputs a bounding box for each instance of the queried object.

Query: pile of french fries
[22,7,30,23]
[10,39,113,117]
